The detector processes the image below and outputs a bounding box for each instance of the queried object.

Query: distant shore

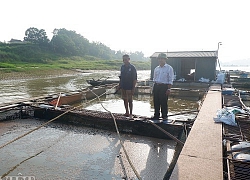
[0,60,150,81]
[0,68,83,81]
[219,66,250,72]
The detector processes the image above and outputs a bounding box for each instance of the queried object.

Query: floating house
[150,51,218,81]
[8,38,23,43]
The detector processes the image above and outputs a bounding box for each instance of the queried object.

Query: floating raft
[34,107,184,140]
[86,79,120,86]
[222,90,250,179]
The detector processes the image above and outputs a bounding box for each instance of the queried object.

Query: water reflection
[0,80,30,104]
[84,94,198,119]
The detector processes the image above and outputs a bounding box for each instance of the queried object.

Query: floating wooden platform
[230,76,250,88]
[34,107,184,140]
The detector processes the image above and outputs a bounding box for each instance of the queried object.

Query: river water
[0,70,198,118]
[0,70,151,104]
[0,70,198,179]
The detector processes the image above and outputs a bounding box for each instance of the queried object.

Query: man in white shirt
[152,53,174,120]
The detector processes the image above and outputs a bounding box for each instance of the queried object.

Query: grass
[0,58,150,80]
[0,58,150,71]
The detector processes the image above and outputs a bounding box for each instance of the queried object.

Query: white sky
[1,0,250,62]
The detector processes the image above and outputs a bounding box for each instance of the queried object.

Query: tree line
[0,27,149,62]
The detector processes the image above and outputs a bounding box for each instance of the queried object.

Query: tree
[89,42,113,60]
[114,50,123,59]
[129,51,146,61]
[24,27,49,46]
[50,28,89,56]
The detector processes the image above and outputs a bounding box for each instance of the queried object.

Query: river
[218,65,250,72]
[0,70,151,105]
[0,70,198,179]
[0,70,198,118]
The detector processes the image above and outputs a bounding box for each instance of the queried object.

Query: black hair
[122,54,130,59]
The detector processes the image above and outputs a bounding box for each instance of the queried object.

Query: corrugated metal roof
[150,51,218,58]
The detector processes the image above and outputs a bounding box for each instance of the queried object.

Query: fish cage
[223,116,250,180]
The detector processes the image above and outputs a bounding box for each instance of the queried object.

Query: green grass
[0,57,150,73]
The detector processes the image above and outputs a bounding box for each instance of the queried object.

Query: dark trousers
[153,84,169,118]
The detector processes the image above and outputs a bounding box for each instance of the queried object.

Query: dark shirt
[120,63,137,90]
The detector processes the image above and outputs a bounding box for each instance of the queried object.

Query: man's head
[123,54,130,65]
[157,53,167,67]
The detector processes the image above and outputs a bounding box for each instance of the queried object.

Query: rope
[1,83,189,179]
[1,132,68,179]
[0,84,122,179]
[0,107,77,150]
[168,110,198,117]
[88,88,142,180]
[0,84,119,150]
[55,92,61,109]
[87,85,188,178]
[183,123,188,139]
[145,119,184,146]
[89,85,186,175]
[238,92,250,114]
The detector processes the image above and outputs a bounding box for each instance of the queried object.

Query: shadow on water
[0,119,176,179]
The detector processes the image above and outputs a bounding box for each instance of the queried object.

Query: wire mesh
[224,118,250,180]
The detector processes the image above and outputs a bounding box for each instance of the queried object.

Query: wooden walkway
[170,84,223,180]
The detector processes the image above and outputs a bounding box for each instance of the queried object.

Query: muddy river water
[0,70,198,179]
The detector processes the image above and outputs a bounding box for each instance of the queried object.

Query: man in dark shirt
[118,54,137,119]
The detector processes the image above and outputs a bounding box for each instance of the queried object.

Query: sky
[1,0,250,63]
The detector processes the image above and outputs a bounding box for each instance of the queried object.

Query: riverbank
[0,68,82,81]
[0,59,150,81]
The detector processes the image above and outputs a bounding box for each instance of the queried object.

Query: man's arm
[118,66,122,89]
[132,66,137,92]
[133,79,137,89]
[166,66,174,95]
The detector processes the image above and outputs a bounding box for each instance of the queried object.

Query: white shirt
[153,64,174,85]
